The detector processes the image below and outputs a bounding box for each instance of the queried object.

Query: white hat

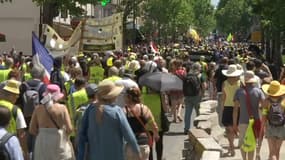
[222,64,243,77]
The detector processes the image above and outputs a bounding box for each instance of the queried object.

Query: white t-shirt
[16,109,27,129]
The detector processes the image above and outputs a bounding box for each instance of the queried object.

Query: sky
[211,0,220,7]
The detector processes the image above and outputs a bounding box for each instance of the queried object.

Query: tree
[250,0,285,65]
[191,0,216,37]
[142,0,194,43]
[32,0,105,25]
[215,0,253,40]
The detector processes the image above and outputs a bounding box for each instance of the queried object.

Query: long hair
[95,97,117,124]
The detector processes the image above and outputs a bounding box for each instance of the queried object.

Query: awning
[0,33,6,42]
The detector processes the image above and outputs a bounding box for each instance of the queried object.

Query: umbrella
[138,72,183,92]
[0,33,6,42]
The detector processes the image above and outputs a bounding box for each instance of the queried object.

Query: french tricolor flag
[150,41,159,54]
[32,32,54,84]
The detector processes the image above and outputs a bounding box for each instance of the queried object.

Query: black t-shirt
[214,64,228,92]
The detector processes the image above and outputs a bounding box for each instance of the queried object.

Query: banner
[80,12,123,52]
[43,12,123,56]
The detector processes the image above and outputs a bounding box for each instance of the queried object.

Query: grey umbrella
[138,72,183,92]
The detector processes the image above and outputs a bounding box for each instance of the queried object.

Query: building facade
[0,0,40,54]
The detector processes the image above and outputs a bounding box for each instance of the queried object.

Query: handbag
[44,106,75,160]
[243,87,262,139]
[128,105,153,146]
[161,110,170,132]
[241,118,256,152]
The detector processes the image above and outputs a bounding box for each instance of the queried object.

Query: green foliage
[215,0,252,35]
[141,0,215,41]
[191,0,216,36]
[32,0,102,17]
[250,0,285,30]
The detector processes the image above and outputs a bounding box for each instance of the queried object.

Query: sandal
[177,116,183,122]
[222,147,235,157]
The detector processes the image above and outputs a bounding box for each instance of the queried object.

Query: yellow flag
[227,33,233,42]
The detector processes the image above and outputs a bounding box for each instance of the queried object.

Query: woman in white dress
[29,84,74,160]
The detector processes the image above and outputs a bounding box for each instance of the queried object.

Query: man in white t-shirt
[0,80,27,159]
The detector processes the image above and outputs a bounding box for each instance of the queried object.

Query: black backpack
[0,133,14,160]
[268,99,285,127]
[50,69,66,92]
[183,74,201,96]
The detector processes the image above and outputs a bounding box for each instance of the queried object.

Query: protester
[169,59,186,123]
[214,57,229,125]
[183,62,207,134]
[0,106,24,160]
[233,71,265,160]
[261,81,285,160]
[77,80,141,160]
[221,64,243,156]
[50,57,68,94]
[124,87,159,160]
[141,86,168,160]
[29,84,74,160]
[0,79,28,159]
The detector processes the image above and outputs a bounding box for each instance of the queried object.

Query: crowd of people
[0,41,285,160]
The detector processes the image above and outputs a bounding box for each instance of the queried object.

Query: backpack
[183,74,201,96]
[268,99,285,127]
[22,82,43,117]
[0,133,14,160]
[50,69,66,93]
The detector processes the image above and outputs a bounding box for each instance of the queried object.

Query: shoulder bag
[44,105,75,160]
[128,104,153,146]
[243,87,263,139]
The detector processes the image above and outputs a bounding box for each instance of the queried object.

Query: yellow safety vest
[105,76,122,82]
[22,63,27,72]
[24,73,32,81]
[107,57,113,67]
[141,87,162,131]
[0,100,18,133]
[67,89,88,126]
[0,69,11,83]
[65,79,74,95]
[89,66,105,84]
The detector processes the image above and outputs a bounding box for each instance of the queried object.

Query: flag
[150,41,159,54]
[32,32,54,84]
[187,28,200,42]
[227,33,233,42]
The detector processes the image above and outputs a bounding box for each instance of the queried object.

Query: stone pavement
[158,106,285,160]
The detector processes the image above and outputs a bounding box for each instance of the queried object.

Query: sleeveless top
[126,105,148,134]
[224,80,240,107]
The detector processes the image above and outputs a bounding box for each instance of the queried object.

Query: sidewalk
[161,106,285,160]
[219,136,285,160]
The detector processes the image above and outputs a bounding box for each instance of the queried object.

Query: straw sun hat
[222,64,243,77]
[241,71,257,84]
[262,80,285,97]
[96,80,124,100]
[3,79,20,94]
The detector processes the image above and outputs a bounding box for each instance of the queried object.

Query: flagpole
[39,4,43,40]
